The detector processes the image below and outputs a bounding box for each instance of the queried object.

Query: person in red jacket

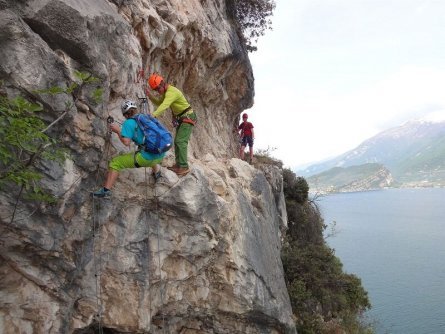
[238,113,255,164]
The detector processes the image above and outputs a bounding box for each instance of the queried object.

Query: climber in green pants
[146,73,197,176]
[174,114,196,170]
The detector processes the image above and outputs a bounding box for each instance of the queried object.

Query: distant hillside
[300,120,445,188]
[307,163,393,193]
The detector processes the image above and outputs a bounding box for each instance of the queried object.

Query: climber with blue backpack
[92,100,171,198]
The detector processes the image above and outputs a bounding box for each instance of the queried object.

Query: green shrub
[253,146,283,168]
[283,168,309,203]
[281,169,373,333]
[0,71,102,222]
[0,94,62,202]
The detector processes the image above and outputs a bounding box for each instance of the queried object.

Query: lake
[319,188,445,334]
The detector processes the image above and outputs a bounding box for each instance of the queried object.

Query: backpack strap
[131,115,149,155]
[132,114,146,146]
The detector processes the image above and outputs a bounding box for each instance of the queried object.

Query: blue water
[319,188,445,334]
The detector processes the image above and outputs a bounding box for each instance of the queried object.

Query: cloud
[248,1,445,168]
[251,65,445,168]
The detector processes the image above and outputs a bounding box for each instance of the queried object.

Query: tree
[228,0,276,52]
[283,168,309,203]
[0,71,102,222]
[281,169,372,333]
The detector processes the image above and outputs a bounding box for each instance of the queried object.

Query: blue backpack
[133,114,172,154]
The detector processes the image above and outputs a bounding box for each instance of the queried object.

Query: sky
[248,0,445,169]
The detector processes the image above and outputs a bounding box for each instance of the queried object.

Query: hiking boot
[92,188,112,199]
[153,171,162,181]
[167,164,179,171]
[171,166,190,176]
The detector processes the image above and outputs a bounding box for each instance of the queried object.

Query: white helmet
[121,100,137,114]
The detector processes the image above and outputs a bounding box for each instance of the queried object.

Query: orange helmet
[148,74,163,89]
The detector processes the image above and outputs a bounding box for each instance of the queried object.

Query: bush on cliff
[0,71,102,222]
[227,0,276,52]
[253,146,283,168]
[281,168,373,333]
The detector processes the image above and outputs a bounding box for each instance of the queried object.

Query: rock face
[0,1,296,333]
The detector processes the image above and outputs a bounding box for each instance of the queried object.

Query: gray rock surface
[0,1,295,333]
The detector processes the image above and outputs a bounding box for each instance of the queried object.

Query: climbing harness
[176,106,192,118]
[133,151,142,168]
[174,106,196,127]
[178,117,196,126]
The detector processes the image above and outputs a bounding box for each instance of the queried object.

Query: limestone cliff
[0,1,296,333]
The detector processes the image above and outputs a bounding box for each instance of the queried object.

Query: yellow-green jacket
[149,85,191,118]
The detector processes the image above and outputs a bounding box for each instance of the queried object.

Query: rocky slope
[0,0,296,333]
[307,163,394,193]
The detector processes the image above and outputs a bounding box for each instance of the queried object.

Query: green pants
[175,112,196,168]
[109,152,163,171]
